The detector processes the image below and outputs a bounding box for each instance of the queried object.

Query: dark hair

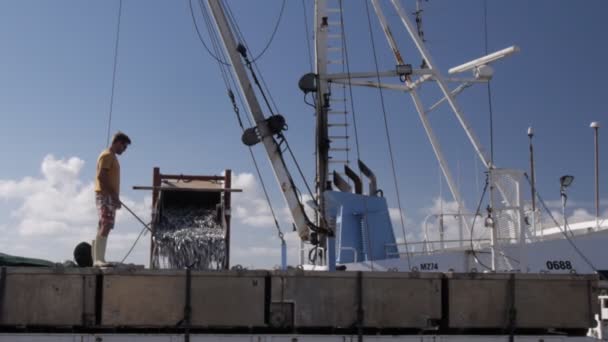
[112,131,131,145]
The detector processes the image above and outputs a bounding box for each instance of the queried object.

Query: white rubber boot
[94,236,109,267]
[91,239,96,266]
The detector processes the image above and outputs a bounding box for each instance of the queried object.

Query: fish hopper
[134,167,240,270]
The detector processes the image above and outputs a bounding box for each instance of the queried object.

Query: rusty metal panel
[190,271,266,327]
[270,271,358,328]
[101,270,185,326]
[101,269,266,327]
[0,268,96,327]
[448,273,510,328]
[270,271,442,329]
[362,272,442,328]
[447,273,598,329]
[514,274,598,328]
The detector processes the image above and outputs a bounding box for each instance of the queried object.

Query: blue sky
[0,1,606,268]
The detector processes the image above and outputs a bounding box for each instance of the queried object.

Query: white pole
[369,0,471,238]
[390,0,491,169]
[591,121,601,230]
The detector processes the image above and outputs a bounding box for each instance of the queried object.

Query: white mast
[370,0,471,247]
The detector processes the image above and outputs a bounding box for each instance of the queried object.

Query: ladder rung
[327,47,342,52]
[328,123,348,127]
[328,21,341,26]
[328,34,342,39]
[327,8,341,13]
[330,148,350,151]
[329,135,349,139]
[330,98,347,102]
[328,59,344,64]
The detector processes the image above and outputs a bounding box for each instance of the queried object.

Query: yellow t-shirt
[94,149,120,195]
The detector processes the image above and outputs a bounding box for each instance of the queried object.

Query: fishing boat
[0,0,606,341]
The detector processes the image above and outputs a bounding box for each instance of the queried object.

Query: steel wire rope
[363,0,411,269]
[99,0,152,265]
[189,0,230,66]
[222,0,281,114]
[202,1,287,245]
[240,54,326,235]
[201,0,287,242]
[248,0,286,63]
[483,0,495,166]
[339,0,362,163]
[338,0,376,268]
[228,83,287,244]
[119,200,154,263]
[227,11,320,216]
[105,0,123,146]
[523,173,604,278]
[220,0,327,260]
[468,175,493,270]
[199,0,231,84]
[219,0,286,64]
[301,0,314,72]
[222,1,319,219]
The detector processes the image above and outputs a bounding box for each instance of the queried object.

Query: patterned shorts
[96,193,116,230]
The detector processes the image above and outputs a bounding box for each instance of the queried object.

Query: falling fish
[152,207,226,270]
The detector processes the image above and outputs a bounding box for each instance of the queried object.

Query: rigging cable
[229,4,330,238]
[189,0,230,66]
[337,0,350,167]
[249,0,286,63]
[99,1,151,264]
[301,0,314,72]
[222,0,287,64]
[469,174,493,270]
[199,0,288,246]
[223,0,321,217]
[483,0,495,166]
[222,1,281,114]
[523,173,604,278]
[208,1,326,258]
[339,0,362,160]
[234,30,319,209]
[105,0,123,146]
[363,0,411,269]
[119,200,154,263]
[341,0,375,269]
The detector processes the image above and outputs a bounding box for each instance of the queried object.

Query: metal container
[149,168,234,270]
[101,269,266,327]
[362,272,442,328]
[270,270,442,329]
[447,272,598,329]
[0,267,96,327]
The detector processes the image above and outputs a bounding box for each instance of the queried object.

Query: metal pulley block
[242,127,260,146]
[241,114,288,146]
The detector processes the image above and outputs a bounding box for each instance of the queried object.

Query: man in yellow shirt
[93,131,131,267]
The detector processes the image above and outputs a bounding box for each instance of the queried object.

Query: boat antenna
[414,0,427,42]
[414,0,428,68]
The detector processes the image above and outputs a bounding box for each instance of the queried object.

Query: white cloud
[0,154,151,264]
[0,155,96,237]
[231,172,276,228]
